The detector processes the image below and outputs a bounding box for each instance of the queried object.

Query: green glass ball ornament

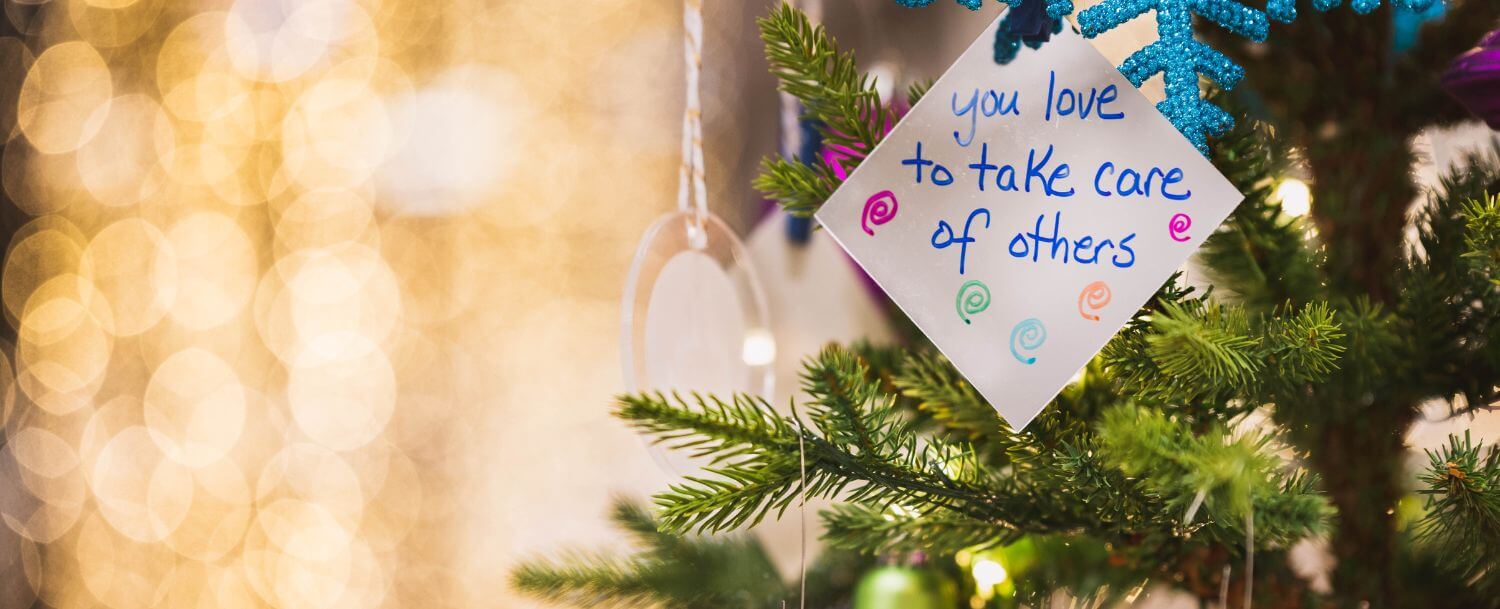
[851,565,959,609]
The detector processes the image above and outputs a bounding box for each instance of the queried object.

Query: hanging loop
[678,0,709,247]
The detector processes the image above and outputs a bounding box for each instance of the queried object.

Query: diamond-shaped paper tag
[815,17,1243,429]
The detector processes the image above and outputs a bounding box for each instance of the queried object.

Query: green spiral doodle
[956,280,991,325]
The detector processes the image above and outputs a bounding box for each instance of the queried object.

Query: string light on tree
[1275,178,1312,217]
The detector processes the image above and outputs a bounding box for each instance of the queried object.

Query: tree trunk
[1308,401,1417,608]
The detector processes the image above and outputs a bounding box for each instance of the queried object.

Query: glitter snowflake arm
[1266,0,1296,22]
[1078,0,1154,29]
[896,0,1075,16]
[894,0,986,8]
[1042,0,1074,19]
[1078,0,1267,154]
[1313,0,1439,15]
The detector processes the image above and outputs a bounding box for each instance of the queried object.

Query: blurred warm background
[0,1,1492,608]
[0,1,982,607]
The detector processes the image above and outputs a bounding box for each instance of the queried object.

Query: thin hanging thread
[678,0,709,234]
[1219,564,1231,608]
[782,2,813,606]
[1244,495,1255,609]
[796,412,809,609]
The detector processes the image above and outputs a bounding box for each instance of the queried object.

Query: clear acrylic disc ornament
[621,210,773,475]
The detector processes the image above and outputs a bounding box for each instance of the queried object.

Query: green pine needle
[752,3,890,217]
[1416,432,1500,596]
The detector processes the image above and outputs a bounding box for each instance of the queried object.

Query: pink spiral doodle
[1168,213,1192,242]
[1077,281,1111,321]
[861,190,899,236]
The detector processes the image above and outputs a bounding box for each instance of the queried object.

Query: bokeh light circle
[144,348,247,468]
[89,426,194,542]
[75,94,174,207]
[166,212,257,330]
[16,275,114,415]
[286,339,396,452]
[82,218,178,336]
[17,41,112,153]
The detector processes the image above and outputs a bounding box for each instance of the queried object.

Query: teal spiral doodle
[955,280,991,325]
[1009,318,1047,365]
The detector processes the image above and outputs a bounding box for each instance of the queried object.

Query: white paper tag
[815,18,1243,429]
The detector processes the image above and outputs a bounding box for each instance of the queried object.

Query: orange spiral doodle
[861,190,899,236]
[1077,281,1112,321]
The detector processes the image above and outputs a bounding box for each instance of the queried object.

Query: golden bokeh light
[254,443,365,526]
[159,458,252,563]
[0,37,34,144]
[82,218,177,335]
[7,425,77,481]
[144,348,246,468]
[270,188,378,257]
[88,425,192,542]
[17,40,112,154]
[74,512,176,609]
[75,94,174,208]
[165,211,257,330]
[2,218,91,327]
[68,0,165,50]
[0,349,17,432]
[281,77,391,191]
[0,0,688,606]
[224,0,363,85]
[16,274,113,414]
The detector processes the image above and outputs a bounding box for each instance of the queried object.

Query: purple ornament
[1442,30,1500,130]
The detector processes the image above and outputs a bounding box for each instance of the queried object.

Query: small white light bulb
[1276,178,1312,217]
[741,329,776,367]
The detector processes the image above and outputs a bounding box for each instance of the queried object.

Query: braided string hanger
[678,0,710,248]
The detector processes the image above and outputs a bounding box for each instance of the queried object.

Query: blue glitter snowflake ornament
[893,0,1445,153]
[1307,0,1440,17]
[1077,0,1270,154]
[897,0,1073,16]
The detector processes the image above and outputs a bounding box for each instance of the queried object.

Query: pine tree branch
[1464,193,1500,284]
[1146,302,1262,392]
[753,157,838,218]
[894,351,1009,447]
[1096,404,1328,547]
[1105,297,1345,409]
[1398,154,1500,414]
[513,553,662,609]
[512,498,855,609]
[1416,432,1500,597]
[616,347,1016,534]
[753,3,890,217]
[822,503,1015,555]
[1199,107,1324,311]
[1262,302,1345,386]
[907,79,934,107]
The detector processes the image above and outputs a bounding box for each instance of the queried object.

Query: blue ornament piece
[1309,0,1439,15]
[994,0,1068,65]
[1077,0,1269,154]
[896,0,1074,13]
[1392,0,1445,53]
[1266,0,1297,22]
[894,0,1437,153]
[1006,0,1053,36]
[1046,0,1075,19]
[894,0,984,8]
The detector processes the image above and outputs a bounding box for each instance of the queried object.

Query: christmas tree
[517,2,1500,607]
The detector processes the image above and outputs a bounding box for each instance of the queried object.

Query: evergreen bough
[518,4,1500,608]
